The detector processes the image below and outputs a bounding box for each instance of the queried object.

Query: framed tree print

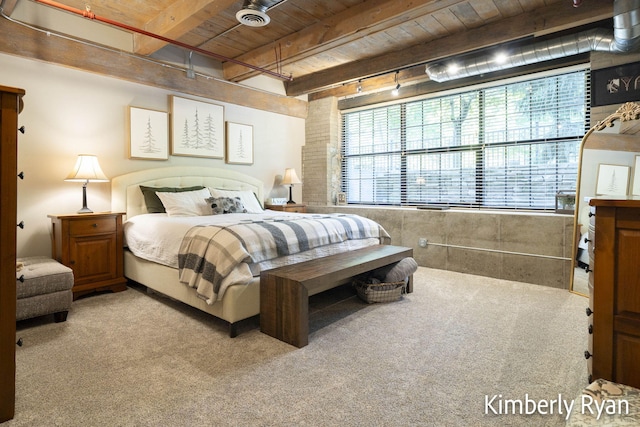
[170,95,224,158]
[225,121,254,165]
[633,155,640,196]
[128,106,169,160]
[596,164,630,196]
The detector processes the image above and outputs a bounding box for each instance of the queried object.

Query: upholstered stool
[565,378,640,425]
[16,256,74,322]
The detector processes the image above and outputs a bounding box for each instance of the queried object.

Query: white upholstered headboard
[111,166,265,220]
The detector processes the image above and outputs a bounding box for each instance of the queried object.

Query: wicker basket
[353,280,406,304]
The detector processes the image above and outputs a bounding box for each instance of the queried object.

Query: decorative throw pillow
[139,185,205,213]
[208,188,264,213]
[206,196,247,215]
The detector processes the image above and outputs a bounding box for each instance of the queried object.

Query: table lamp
[65,154,109,213]
[281,168,302,204]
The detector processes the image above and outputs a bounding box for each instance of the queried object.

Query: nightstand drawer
[265,203,307,213]
[69,217,116,236]
[285,205,306,213]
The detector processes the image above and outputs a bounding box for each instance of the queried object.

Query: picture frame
[337,192,347,205]
[170,95,224,158]
[128,106,169,160]
[596,163,630,196]
[225,121,253,165]
[633,155,640,196]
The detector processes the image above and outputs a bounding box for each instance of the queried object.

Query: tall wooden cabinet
[588,198,640,388]
[0,85,25,422]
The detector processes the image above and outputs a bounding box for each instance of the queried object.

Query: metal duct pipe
[613,0,640,50]
[426,0,640,82]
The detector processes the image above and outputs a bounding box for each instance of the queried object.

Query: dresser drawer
[69,217,116,236]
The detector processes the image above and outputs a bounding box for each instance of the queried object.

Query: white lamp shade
[281,168,301,185]
[65,155,109,182]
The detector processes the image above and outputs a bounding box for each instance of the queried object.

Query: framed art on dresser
[633,156,640,196]
[595,164,630,196]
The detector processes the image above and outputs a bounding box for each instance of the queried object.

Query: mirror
[569,102,640,296]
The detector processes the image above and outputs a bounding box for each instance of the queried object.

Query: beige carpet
[6,267,588,426]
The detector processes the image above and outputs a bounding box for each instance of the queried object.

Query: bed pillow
[206,196,247,215]
[139,185,205,213]
[155,188,212,216]
[208,188,264,213]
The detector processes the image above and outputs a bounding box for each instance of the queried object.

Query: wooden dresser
[0,85,25,422]
[587,198,640,388]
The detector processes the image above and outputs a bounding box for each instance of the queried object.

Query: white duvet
[124,212,278,268]
[124,211,381,301]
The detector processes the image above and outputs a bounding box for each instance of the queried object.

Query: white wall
[1,53,305,258]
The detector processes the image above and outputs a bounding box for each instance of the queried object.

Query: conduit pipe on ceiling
[32,0,293,81]
[425,0,640,83]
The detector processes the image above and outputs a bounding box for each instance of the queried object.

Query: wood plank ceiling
[1,0,616,99]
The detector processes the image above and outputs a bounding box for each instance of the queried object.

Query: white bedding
[124,212,268,268]
[124,211,382,301]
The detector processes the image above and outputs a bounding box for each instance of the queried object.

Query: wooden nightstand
[48,212,127,299]
[265,203,307,213]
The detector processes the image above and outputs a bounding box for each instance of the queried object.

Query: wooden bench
[260,245,413,348]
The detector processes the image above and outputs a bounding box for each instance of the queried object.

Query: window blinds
[341,68,590,210]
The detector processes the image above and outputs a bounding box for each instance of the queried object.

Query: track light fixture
[392,71,400,96]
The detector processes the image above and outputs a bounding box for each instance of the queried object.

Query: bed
[110,166,389,337]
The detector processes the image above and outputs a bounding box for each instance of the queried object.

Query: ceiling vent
[236,0,283,27]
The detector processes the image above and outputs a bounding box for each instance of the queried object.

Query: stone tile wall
[308,205,574,290]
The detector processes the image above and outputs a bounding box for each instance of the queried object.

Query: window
[341,68,590,209]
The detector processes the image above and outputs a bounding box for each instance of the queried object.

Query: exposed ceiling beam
[222,0,464,82]
[287,0,614,97]
[134,0,237,56]
[0,17,307,119]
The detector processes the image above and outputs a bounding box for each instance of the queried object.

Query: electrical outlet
[418,237,428,248]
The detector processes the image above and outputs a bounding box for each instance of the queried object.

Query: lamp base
[287,185,296,204]
[77,182,93,214]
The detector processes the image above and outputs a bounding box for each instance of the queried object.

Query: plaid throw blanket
[178,214,390,303]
